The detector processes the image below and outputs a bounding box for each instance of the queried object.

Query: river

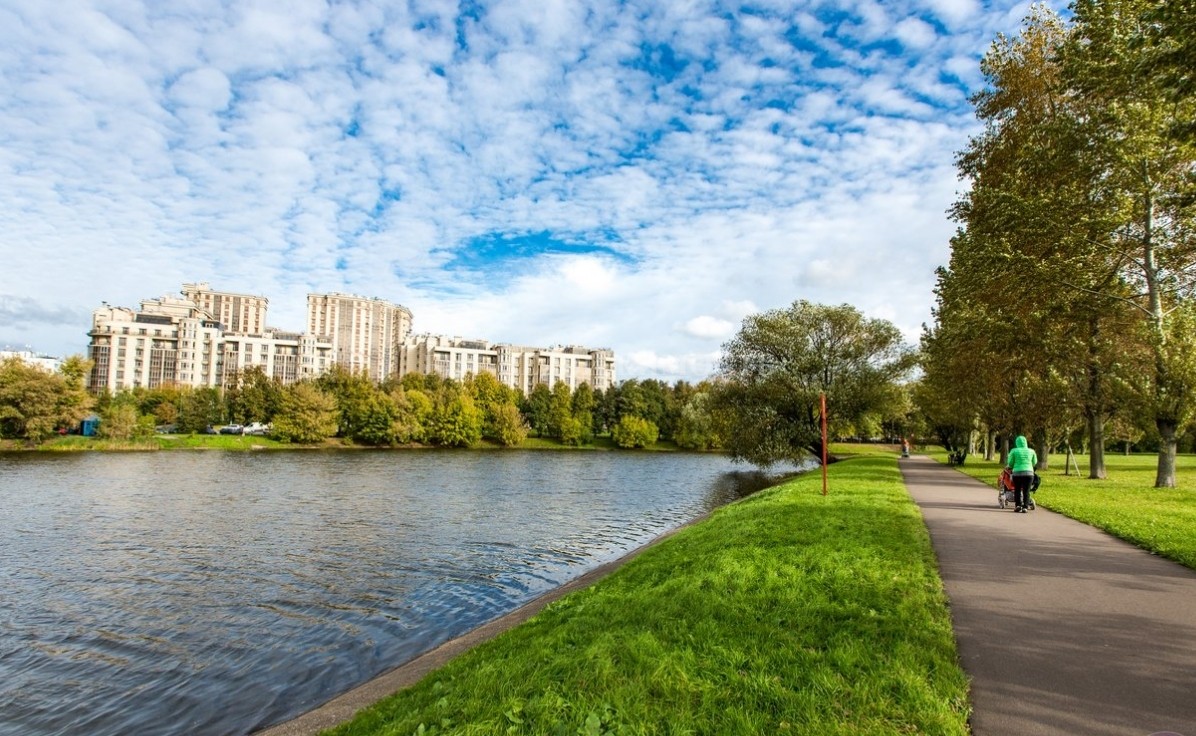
[0,449,794,736]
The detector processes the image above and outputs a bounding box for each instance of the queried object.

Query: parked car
[243,422,270,436]
[155,424,178,434]
[219,424,244,435]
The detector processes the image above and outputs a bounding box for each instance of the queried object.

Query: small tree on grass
[491,403,529,446]
[272,383,338,443]
[427,386,483,447]
[611,415,659,449]
[98,402,154,441]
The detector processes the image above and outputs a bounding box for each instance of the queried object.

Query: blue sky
[0,0,1053,382]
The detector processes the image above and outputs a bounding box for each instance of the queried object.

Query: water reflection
[0,450,804,736]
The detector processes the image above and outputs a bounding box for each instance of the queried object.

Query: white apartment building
[85,283,615,393]
[88,297,224,391]
[0,349,61,373]
[181,282,269,335]
[399,334,616,393]
[307,292,413,381]
[219,331,334,385]
[87,286,333,392]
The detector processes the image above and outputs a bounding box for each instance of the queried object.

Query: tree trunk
[998,435,1010,466]
[1087,413,1107,479]
[1085,314,1107,479]
[1124,440,1130,456]
[1035,435,1049,471]
[1156,419,1178,488]
[984,429,995,461]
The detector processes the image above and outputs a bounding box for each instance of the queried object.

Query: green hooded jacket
[1007,435,1038,474]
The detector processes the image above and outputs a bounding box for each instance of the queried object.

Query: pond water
[0,450,796,736]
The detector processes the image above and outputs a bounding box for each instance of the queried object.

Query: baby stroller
[997,467,1040,510]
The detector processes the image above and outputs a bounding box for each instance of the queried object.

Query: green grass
[829,442,903,458]
[154,433,293,450]
[26,433,295,451]
[927,449,1196,570]
[324,456,970,736]
[33,435,161,451]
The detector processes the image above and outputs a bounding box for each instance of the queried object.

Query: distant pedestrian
[1005,435,1038,513]
[901,439,910,457]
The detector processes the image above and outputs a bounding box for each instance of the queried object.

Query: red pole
[820,392,828,496]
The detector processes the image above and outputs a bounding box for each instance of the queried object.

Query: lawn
[926,448,1196,570]
[323,455,970,736]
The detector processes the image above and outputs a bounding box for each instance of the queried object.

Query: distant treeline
[0,359,728,450]
[5,301,927,463]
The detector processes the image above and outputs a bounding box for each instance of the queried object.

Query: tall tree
[713,301,915,467]
[1064,0,1196,485]
[940,6,1143,476]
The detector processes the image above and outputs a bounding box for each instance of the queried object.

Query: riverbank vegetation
[324,455,969,736]
[0,355,94,443]
[921,2,1196,487]
[3,304,919,458]
[931,450,1196,570]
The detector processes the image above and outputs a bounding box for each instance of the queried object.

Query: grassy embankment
[12,434,293,451]
[324,454,970,736]
[926,448,1196,570]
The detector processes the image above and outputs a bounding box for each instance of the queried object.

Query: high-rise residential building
[219,332,334,385]
[307,292,413,381]
[88,296,224,391]
[181,282,269,335]
[399,334,616,393]
[85,283,614,394]
[86,286,333,392]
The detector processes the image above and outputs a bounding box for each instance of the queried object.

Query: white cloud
[893,17,939,50]
[0,0,1062,380]
[683,316,736,339]
[920,0,983,28]
[167,67,231,111]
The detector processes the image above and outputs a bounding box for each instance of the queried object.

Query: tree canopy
[927,1,1196,485]
[713,301,915,467]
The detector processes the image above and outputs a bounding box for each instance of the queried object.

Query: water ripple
[0,450,800,736]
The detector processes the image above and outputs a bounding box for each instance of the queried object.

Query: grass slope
[325,455,969,736]
[927,450,1196,570]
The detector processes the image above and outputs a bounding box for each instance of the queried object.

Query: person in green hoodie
[1006,435,1039,513]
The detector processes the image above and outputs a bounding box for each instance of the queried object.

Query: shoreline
[0,437,710,453]
[253,514,712,736]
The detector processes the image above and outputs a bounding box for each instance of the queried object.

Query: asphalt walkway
[901,455,1196,736]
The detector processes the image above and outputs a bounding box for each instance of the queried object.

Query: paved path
[901,455,1196,736]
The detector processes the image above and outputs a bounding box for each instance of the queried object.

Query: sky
[0,0,1054,383]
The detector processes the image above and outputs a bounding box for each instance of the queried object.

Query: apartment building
[85,283,615,393]
[86,286,334,392]
[399,334,616,393]
[88,296,224,391]
[218,332,333,385]
[307,293,413,382]
[181,282,269,335]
